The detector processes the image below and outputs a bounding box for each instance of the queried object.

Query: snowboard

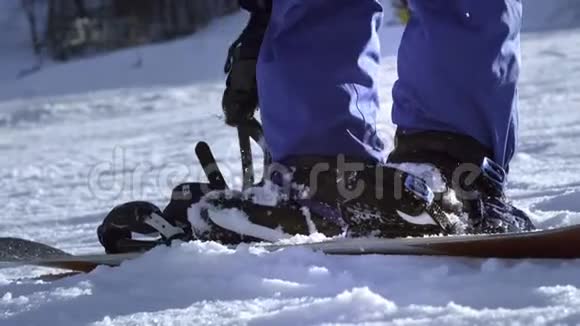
[1,224,579,274]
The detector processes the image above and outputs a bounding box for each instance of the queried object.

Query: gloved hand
[222,47,259,127]
[222,3,270,127]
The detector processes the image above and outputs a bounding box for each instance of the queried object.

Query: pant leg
[392,0,522,168]
[257,0,386,164]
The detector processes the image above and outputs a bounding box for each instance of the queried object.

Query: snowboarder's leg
[256,0,386,163]
[388,0,534,233]
[392,0,522,169]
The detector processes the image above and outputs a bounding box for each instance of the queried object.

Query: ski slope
[2,5,580,326]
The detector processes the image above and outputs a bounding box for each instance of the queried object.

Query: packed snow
[2,1,580,325]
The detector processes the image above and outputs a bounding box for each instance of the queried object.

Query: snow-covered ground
[2,3,580,325]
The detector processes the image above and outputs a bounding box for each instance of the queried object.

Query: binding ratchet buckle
[404,174,435,206]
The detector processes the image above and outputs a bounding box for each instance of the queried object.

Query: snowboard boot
[193,156,456,242]
[197,185,344,244]
[98,152,457,251]
[283,156,456,238]
[388,129,536,234]
[160,179,343,245]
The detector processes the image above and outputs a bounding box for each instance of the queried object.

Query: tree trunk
[21,0,41,55]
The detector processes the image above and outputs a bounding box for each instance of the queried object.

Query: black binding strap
[238,124,254,189]
[238,118,272,189]
[195,118,271,191]
[195,142,229,190]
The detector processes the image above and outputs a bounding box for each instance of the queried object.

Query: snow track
[1,7,580,326]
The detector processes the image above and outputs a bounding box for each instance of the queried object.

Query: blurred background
[1,0,239,77]
[2,0,580,81]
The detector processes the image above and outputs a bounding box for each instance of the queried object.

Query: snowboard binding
[97,201,195,254]
[97,119,272,254]
[97,118,460,253]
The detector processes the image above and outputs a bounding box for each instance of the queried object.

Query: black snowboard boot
[162,180,344,245]
[186,155,457,243]
[388,129,536,234]
[281,156,456,238]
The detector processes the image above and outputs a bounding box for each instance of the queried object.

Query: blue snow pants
[256,0,522,169]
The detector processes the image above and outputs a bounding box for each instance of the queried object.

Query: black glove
[222,2,271,127]
[222,49,259,126]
